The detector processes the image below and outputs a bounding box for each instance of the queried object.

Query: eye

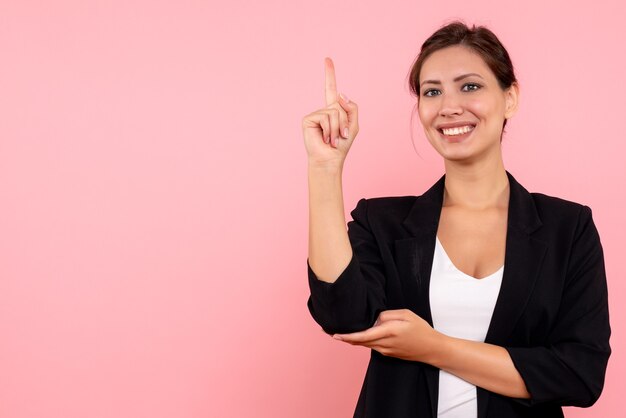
[462,83,481,92]
[423,89,440,97]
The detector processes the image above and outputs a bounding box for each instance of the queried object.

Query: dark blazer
[306,170,611,418]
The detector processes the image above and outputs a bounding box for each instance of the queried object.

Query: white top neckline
[435,236,504,281]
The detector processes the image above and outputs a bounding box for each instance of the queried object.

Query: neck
[442,157,509,210]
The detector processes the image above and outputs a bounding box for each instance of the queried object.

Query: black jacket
[306,170,611,418]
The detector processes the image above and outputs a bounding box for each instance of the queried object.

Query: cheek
[466,98,489,116]
[417,103,436,125]
[468,99,502,125]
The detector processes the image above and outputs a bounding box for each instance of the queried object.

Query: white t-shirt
[429,236,504,418]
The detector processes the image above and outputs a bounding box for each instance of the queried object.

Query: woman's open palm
[302,57,359,168]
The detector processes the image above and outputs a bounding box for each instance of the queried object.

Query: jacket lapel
[396,170,548,418]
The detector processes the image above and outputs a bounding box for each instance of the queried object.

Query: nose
[438,91,463,117]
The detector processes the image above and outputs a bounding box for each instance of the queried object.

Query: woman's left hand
[332,309,444,363]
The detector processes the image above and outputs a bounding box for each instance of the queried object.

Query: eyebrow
[420,73,484,87]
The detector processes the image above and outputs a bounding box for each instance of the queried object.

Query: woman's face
[417,45,518,164]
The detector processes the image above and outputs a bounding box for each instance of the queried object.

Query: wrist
[308,160,344,174]
[426,331,452,368]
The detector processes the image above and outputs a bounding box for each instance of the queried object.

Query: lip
[436,121,477,131]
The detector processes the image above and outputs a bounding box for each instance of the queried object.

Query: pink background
[0,1,623,417]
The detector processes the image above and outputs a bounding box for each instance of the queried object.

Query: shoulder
[355,195,417,214]
[347,196,418,237]
[526,191,600,257]
[349,195,417,222]
[531,191,588,212]
[530,192,593,228]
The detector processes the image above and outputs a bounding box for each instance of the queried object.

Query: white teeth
[441,125,474,136]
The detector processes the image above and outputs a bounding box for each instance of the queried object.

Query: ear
[504,81,520,119]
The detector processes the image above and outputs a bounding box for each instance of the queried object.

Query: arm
[502,205,611,407]
[307,164,352,284]
[333,309,531,398]
[306,56,356,285]
[307,195,387,334]
[430,335,531,399]
[305,59,383,335]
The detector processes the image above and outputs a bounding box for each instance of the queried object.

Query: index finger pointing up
[324,57,338,106]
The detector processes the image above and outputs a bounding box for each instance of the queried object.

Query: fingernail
[343,127,349,138]
[339,93,350,103]
[333,335,343,340]
[332,137,338,147]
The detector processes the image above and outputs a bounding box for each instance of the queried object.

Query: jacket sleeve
[504,205,611,408]
[306,197,387,335]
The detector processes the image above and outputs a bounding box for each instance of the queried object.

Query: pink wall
[0,0,623,417]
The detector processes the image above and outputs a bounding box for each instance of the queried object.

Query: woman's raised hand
[302,57,359,169]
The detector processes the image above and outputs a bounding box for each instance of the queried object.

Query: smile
[440,125,475,136]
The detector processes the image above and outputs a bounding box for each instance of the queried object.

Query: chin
[440,152,475,163]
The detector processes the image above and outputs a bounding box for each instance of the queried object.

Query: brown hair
[408,21,517,138]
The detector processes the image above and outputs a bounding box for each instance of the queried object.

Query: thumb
[338,93,358,137]
[377,309,411,324]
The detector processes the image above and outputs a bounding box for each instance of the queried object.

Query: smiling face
[417,45,519,164]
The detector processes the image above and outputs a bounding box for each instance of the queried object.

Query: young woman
[303,21,611,418]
